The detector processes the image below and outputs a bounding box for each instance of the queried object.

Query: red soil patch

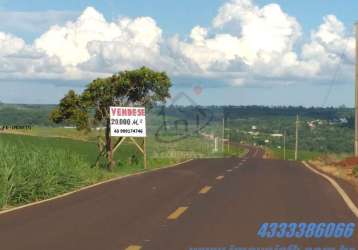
[335,157,358,168]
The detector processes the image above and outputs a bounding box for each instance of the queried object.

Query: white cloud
[0,2,355,87]
[0,32,66,80]
[167,0,317,84]
[34,7,163,71]
[82,16,163,72]
[213,0,301,60]
[304,15,355,63]
[301,15,355,82]
[170,31,244,72]
[0,6,165,81]
[0,32,25,56]
[167,0,354,86]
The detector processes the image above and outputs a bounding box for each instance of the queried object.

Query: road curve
[0,147,357,249]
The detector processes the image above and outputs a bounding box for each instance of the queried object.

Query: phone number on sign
[113,129,144,134]
[257,222,355,239]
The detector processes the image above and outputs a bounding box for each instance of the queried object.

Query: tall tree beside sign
[50,67,171,170]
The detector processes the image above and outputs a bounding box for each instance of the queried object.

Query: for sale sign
[110,107,146,137]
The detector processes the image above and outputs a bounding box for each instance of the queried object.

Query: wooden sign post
[110,107,147,169]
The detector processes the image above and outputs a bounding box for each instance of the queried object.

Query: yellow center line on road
[125,245,142,250]
[216,175,224,180]
[167,207,188,220]
[199,186,212,194]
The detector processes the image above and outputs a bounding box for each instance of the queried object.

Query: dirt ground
[309,155,358,192]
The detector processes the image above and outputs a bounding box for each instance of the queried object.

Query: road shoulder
[303,161,358,218]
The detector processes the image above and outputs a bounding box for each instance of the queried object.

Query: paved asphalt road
[1,147,358,250]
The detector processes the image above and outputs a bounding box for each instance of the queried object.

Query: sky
[0,0,356,106]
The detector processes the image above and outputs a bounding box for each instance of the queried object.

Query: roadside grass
[308,153,358,183]
[267,147,321,161]
[0,131,246,210]
[0,138,104,208]
[0,133,185,209]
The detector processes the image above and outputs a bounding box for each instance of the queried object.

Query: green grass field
[0,128,246,210]
[0,133,149,209]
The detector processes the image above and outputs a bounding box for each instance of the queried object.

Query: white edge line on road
[302,161,358,218]
[0,159,194,216]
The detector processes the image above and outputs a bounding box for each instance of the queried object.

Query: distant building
[200,132,215,140]
[307,119,323,129]
[307,121,316,129]
[340,118,348,124]
[328,118,348,125]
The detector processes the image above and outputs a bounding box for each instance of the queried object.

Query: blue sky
[0,0,356,106]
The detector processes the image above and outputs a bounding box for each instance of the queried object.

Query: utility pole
[222,116,225,153]
[214,137,218,152]
[355,22,358,156]
[283,130,286,160]
[295,114,299,161]
[143,138,147,169]
[227,128,231,153]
